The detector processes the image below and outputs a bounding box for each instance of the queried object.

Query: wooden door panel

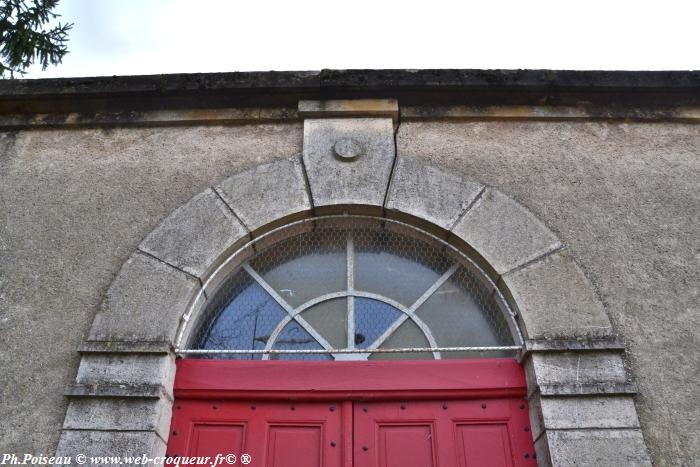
[189,424,245,459]
[267,425,322,467]
[377,424,436,467]
[168,400,344,467]
[354,399,535,467]
[456,424,512,467]
[169,360,535,466]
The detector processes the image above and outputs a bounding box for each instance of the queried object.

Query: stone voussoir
[451,188,562,275]
[139,188,249,280]
[88,252,202,344]
[216,155,311,234]
[385,155,484,231]
[302,118,395,212]
[502,251,613,339]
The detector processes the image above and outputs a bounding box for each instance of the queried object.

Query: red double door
[168,359,537,467]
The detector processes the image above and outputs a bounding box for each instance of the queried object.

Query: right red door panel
[354,399,536,467]
[456,424,513,467]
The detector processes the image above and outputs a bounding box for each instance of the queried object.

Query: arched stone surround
[56,103,652,466]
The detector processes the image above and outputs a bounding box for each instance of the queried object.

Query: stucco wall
[0,124,302,454]
[398,121,699,466]
[0,119,697,465]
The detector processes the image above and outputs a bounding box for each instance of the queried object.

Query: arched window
[184,216,521,360]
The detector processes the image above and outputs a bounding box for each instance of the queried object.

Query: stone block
[76,354,175,391]
[524,338,626,352]
[525,352,628,396]
[298,99,399,122]
[539,429,652,467]
[88,253,201,344]
[502,251,612,339]
[249,214,316,255]
[302,118,394,212]
[140,188,249,280]
[65,384,167,399]
[386,155,484,231]
[216,155,311,234]
[452,188,561,274]
[63,397,172,440]
[78,341,172,354]
[55,430,166,466]
[528,395,640,438]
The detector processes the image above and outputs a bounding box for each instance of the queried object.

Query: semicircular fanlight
[186,216,521,360]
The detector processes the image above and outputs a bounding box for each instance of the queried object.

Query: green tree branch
[0,0,72,78]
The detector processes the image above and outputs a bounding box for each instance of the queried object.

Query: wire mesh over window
[187,216,521,360]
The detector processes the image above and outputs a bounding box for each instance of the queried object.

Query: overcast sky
[25,0,700,78]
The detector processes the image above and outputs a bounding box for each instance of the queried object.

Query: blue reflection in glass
[354,297,403,348]
[272,321,331,360]
[200,281,286,360]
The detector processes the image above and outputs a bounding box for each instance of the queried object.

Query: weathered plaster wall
[0,124,302,454]
[398,121,699,466]
[0,119,697,466]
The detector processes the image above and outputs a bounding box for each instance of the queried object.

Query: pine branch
[0,0,73,78]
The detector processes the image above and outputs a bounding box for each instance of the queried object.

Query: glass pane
[251,230,346,308]
[354,297,402,349]
[416,266,514,359]
[194,217,518,361]
[271,321,331,361]
[301,298,347,349]
[354,229,452,306]
[197,276,286,360]
[370,319,432,360]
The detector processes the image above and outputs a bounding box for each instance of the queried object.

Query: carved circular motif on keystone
[333,138,363,161]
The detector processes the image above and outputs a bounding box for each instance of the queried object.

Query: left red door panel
[168,400,345,467]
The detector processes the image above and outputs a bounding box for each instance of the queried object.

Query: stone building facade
[0,70,698,466]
